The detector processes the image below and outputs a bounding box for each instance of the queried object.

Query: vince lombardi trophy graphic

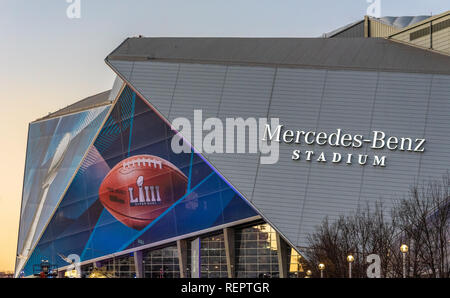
[16,108,104,276]
[16,132,71,274]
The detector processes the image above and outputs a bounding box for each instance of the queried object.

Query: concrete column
[190,237,201,278]
[223,227,235,278]
[430,20,433,49]
[364,15,370,38]
[58,270,65,278]
[276,233,289,278]
[133,250,143,278]
[177,239,188,278]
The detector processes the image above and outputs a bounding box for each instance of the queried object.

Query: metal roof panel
[34,90,112,122]
[106,37,450,75]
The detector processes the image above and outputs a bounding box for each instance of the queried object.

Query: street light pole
[402,253,406,278]
[400,244,408,278]
[347,255,354,278]
[318,263,325,278]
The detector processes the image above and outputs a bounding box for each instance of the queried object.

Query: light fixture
[400,244,409,278]
[400,244,408,253]
[305,269,312,278]
[318,263,325,278]
[347,254,354,278]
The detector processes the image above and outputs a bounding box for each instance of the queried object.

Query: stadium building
[15,11,450,278]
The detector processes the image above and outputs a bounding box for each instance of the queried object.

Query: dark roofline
[323,19,364,38]
[33,90,112,123]
[106,37,450,75]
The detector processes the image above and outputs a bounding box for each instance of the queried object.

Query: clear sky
[0,0,448,272]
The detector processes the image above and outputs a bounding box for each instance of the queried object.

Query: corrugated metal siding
[391,22,427,44]
[390,14,450,55]
[294,70,379,244]
[169,64,227,121]
[111,60,450,249]
[109,60,134,80]
[433,27,450,54]
[331,22,364,38]
[370,20,399,37]
[432,15,450,55]
[331,19,401,38]
[252,68,327,242]
[128,61,179,116]
[418,75,450,179]
[204,66,275,199]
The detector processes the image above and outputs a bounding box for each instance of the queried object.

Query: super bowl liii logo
[129,176,162,207]
[263,125,426,167]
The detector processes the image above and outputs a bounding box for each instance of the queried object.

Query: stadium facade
[15,11,450,278]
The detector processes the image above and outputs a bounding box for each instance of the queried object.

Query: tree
[305,174,450,278]
[393,174,450,278]
[305,202,397,278]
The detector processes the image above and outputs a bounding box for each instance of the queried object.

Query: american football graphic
[99,155,188,230]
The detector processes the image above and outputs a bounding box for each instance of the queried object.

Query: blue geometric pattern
[16,105,110,275]
[21,86,258,276]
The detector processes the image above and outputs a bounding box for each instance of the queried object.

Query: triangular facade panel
[21,86,260,276]
[16,105,110,275]
[109,61,269,206]
[107,52,450,252]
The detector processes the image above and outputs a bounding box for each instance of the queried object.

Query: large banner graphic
[22,86,257,275]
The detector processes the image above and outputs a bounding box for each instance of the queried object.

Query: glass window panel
[235,223,280,278]
[143,245,180,278]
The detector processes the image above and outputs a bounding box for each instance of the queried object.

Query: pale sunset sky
[0,0,448,272]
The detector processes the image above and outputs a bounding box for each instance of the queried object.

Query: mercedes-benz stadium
[15,11,450,278]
